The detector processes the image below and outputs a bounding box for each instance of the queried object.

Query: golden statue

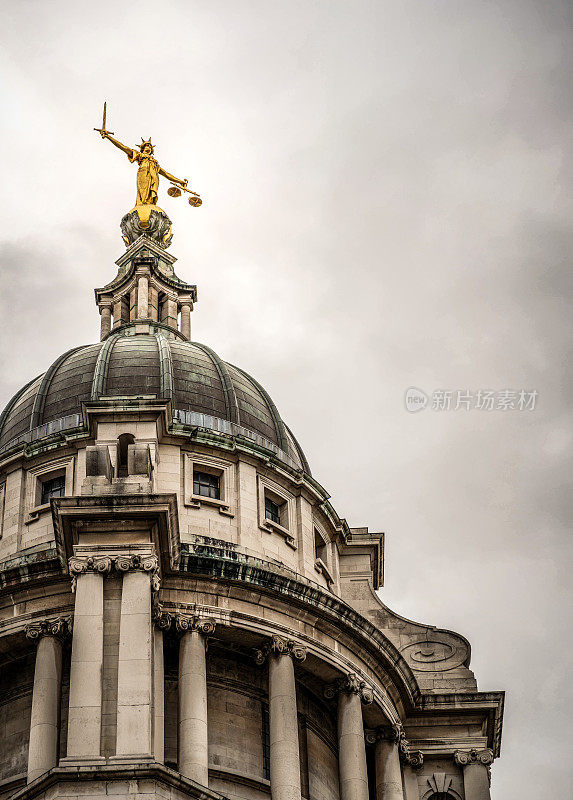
[94,103,201,230]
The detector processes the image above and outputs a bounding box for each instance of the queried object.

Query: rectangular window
[40,475,65,505]
[193,470,221,500]
[262,705,270,780]
[265,496,281,525]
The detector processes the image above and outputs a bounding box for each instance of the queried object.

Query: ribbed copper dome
[0,332,309,472]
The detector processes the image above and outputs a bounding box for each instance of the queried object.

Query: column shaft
[402,765,419,800]
[178,630,208,784]
[149,286,159,323]
[338,692,369,800]
[27,636,63,782]
[463,763,491,800]
[130,287,137,321]
[180,304,191,339]
[165,297,178,330]
[67,572,104,758]
[153,627,165,763]
[116,570,153,757]
[374,738,403,800]
[113,299,123,329]
[100,306,112,340]
[268,653,302,800]
[137,275,149,319]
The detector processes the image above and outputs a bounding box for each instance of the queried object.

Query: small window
[265,496,281,525]
[193,470,220,500]
[314,528,328,562]
[262,706,270,781]
[41,475,65,505]
[117,433,135,478]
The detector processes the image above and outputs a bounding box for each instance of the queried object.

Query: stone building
[0,206,503,800]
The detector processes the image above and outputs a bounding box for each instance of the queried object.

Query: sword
[94,101,114,137]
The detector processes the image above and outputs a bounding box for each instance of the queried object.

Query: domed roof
[0,332,309,472]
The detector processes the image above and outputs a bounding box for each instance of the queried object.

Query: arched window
[117,433,135,477]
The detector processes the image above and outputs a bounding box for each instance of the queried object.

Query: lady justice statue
[94,103,201,248]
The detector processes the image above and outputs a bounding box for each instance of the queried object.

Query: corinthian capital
[253,635,307,665]
[324,672,374,704]
[26,615,73,642]
[175,613,216,636]
[152,604,216,636]
[454,748,494,767]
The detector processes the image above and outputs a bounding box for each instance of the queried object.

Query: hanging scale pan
[189,196,202,207]
[167,186,182,198]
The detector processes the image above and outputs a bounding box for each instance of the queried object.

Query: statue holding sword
[94,102,202,210]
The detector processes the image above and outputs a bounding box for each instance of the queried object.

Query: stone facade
[0,228,503,800]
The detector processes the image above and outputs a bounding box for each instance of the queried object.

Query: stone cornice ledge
[8,763,230,800]
[180,543,419,707]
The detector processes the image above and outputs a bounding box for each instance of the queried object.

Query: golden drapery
[128,150,160,206]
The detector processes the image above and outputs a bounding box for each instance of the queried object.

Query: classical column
[401,751,423,800]
[137,273,149,319]
[254,636,307,800]
[149,286,159,322]
[25,617,71,782]
[66,557,110,759]
[454,749,494,800]
[115,555,159,759]
[325,674,373,800]
[177,615,216,784]
[130,287,137,321]
[165,296,178,330]
[366,725,404,800]
[180,301,193,340]
[153,627,165,763]
[113,298,123,329]
[99,304,112,340]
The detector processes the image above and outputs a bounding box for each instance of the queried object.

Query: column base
[59,756,107,767]
[108,755,155,764]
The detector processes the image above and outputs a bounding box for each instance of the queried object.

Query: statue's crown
[139,137,155,153]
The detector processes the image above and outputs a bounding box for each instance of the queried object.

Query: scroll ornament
[454,749,494,767]
[152,603,216,636]
[68,554,160,591]
[253,634,307,665]
[26,615,73,642]
[324,672,374,705]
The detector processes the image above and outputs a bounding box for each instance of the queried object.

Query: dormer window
[40,475,65,505]
[193,470,220,500]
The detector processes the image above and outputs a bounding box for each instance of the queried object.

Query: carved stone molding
[403,749,424,769]
[252,634,307,665]
[68,554,160,591]
[365,722,423,768]
[324,672,374,704]
[152,604,216,636]
[26,615,73,642]
[454,748,494,767]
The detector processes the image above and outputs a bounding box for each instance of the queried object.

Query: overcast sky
[1,1,571,796]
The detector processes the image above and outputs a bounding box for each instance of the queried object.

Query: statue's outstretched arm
[159,166,188,187]
[101,132,134,158]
